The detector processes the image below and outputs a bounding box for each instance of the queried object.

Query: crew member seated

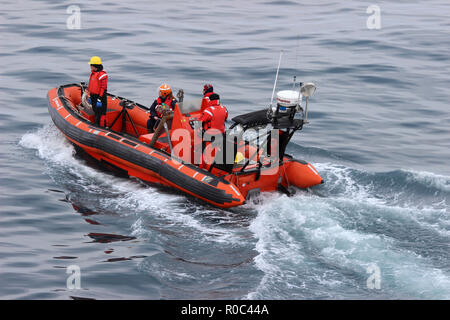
[200,83,216,112]
[147,83,177,133]
[87,56,108,127]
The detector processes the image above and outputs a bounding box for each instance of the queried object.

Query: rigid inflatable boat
[47,82,322,208]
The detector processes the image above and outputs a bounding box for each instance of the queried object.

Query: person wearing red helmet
[200,83,215,112]
[147,84,178,133]
[87,56,108,126]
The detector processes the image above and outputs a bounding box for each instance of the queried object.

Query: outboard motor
[267,82,316,129]
[272,89,303,120]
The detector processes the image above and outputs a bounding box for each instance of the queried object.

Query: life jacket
[200,100,228,133]
[155,96,177,117]
[201,91,215,112]
[88,70,108,96]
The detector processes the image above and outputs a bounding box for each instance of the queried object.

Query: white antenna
[270,50,283,109]
[296,81,303,106]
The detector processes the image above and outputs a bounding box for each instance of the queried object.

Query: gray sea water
[1,0,449,299]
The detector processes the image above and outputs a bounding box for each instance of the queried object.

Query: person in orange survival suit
[147,84,178,133]
[87,56,108,127]
[200,83,215,112]
[198,93,228,168]
[199,93,228,133]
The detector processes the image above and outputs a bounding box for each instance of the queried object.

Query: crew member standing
[198,94,228,168]
[200,83,215,112]
[147,84,178,133]
[199,93,228,133]
[87,56,108,127]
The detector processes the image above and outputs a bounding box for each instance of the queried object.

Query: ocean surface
[1,0,449,299]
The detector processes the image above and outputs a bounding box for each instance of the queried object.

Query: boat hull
[48,85,245,208]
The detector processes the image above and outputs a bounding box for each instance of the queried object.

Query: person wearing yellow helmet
[147,84,178,133]
[87,56,108,126]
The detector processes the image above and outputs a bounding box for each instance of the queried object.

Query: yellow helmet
[89,56,102,65]
[159,84,172,97]
[235,151,245,164]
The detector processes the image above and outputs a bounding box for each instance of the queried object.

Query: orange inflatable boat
[47,83,323,208]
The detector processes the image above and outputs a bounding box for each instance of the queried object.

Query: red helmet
[203,84,213,95]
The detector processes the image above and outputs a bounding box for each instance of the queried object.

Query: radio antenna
[270,50,284,110]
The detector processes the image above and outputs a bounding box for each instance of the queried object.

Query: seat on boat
[230,109,271,129]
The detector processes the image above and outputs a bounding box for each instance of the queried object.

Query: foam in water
[247,163,450,299]
[407,169,450,193]
[20,123,75,165]
[19,124,245,246]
